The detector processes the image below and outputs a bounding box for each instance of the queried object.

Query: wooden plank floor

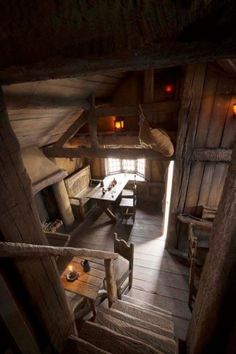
[70,202,191,340]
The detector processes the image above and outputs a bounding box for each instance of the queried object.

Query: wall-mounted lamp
[114,116,125,131]
[233,103,236,115]
[164,83,175,95]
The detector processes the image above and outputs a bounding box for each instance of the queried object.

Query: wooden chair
[121,179,137,198]
[119,185,137,223]
[188,223,209,310]
[113,233,134,299]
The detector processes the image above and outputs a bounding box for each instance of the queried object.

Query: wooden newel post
[0,87,75,351]
[104,259,117,307]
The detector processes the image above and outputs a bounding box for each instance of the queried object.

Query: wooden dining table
[86,174,129,222]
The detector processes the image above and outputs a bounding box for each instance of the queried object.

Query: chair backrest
[114,233,134,265]
[133,184,137,204]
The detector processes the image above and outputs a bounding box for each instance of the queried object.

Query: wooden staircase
[64,296,177,354]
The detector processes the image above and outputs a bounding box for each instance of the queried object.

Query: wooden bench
[64,166,100,219]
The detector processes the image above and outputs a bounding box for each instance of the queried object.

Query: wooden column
[88,94,99,149]
[144,69,155,123]
[166,63,207,249]
[0,274,41,353]
[144,69,154,103]
[52,180,75,227]
[0,88,74,351]
[187,142,236,353]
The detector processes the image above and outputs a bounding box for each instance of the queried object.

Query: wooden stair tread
[79,321,163,354]
[98,307,174,339]
[96,309,176,354]
[63,335,111,354]
[112,300,174,331]
[123,295,172,316]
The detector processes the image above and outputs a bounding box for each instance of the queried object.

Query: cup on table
[81,259,91,272]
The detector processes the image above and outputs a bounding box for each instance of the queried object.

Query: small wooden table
[61,257,105,317]
[86,174,129,222]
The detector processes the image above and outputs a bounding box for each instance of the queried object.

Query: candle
[66,264,79,282]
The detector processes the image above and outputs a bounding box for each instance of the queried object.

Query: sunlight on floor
[163,161,174,238]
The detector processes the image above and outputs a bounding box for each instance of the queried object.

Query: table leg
[97,201,117,222]
[89,299,97,321]
[104,207,117,222]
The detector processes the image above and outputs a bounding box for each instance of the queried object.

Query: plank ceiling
[1,2,236,148]
[3,72,126,148]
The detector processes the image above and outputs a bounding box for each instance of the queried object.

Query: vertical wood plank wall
[187,143,236,354]
[185,66,235,215]
[167,64,236,250]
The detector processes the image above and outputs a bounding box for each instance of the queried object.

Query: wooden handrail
[0,241,118,306]
[0,242,118,260]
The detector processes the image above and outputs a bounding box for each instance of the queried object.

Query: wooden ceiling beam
[70,134,141,147]
[95,100,180,117]
[53,110,89,148]
[43,147,171,160]
[1,41,236,84]
[4,93,90,110]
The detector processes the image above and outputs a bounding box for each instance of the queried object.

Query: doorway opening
[163,161,174,237]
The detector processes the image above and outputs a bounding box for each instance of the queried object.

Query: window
[106,158,146,178]
[122,159,135,172]
[106,158,121,173]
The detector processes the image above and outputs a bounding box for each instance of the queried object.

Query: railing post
[104,259,117,307]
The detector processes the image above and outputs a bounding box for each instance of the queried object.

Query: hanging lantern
[233,103,236,115]
[114,117,125,131]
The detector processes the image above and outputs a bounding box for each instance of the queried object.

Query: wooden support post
[144,69,155,123]
[166,63,207,249]
[187,142,236,353]
[52,180,75,227]
[144,69,154,102]
[104,259,117,307]
[88,94,99,149]
[0,87,74,352]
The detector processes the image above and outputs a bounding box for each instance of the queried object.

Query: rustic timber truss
[44,99,232,162]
